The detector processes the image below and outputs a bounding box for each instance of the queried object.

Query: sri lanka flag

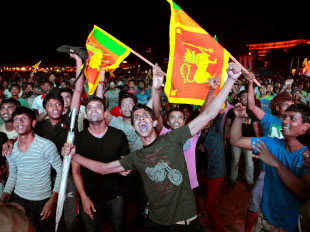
[85,25,131,95]
[165,0,230,105]
[300,58,310,77]
[32,61,41,69]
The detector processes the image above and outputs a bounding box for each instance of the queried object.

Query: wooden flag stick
[131,48,260,87]
[229,54,261,87]
[130,49,167,76]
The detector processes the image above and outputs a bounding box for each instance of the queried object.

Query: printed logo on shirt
[143,148,183,194]
[268,124,284,139]
[183,139,191,151]
[145,161,183,186]
[242,117,252,125]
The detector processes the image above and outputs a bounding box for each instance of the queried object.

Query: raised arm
[151,65,164,133]
[188,62,241,136]
[247,74,265,121]
[280,78,294,93]
[201,75,221,111]
[95,69,113,125]
[70,51,85,113]
[229,103,253,150]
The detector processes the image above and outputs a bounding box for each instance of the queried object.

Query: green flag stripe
[93,29,127,57]
[172,2,182,10]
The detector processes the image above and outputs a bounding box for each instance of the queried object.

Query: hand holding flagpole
[228,54,260,87]
[55,108,77,232]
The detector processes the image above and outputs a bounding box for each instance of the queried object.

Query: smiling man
[230,103,310,232]
[32,50,84,232]
[62,62,241,231]
[0,98,21,139]
[1,106,62,232]
[60,88,87,132]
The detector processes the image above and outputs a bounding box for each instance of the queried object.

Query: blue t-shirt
[257,95,273,115]
[135,89,151,105]
[251,136,309,232]
[261,113,283,139]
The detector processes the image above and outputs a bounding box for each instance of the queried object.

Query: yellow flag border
[164,0,230,106]
[85,25,132,95]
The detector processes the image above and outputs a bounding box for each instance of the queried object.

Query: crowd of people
[0,48,309,232]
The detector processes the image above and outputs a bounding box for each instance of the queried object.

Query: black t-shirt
[227,108,258,137]
[75,127,130,202]
[0,132,8,166]
[34,110,78,153]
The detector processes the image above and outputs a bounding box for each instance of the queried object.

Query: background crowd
[0,59,309,232]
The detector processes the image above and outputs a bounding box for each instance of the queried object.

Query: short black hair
[43,80,53,87]
[0,98,21,108]
[166,107,184,119]
[270,91,293,115]
[118,92,138,107]
[138,80,145,85]
[12,106,36,121]
[43,92,64,109]
[9,84,20,91]
[87,96,107,111]
[26,82,34,88]
[285,104,310,123]
[179,104,193,113]
[60,88,73,97]
[237,90,247,99]
[61,80,69,85]
[131,103,155,125]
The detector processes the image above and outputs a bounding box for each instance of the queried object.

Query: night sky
[1,2,309,67]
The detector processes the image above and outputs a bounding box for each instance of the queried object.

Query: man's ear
[303,123,310,133]
[167,120,171,127]
[32,120,36,128]
[275,105,280,113]
[103,110,108,118]
[153,119,158,128]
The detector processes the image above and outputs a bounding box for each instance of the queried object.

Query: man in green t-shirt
[62,63,242,231]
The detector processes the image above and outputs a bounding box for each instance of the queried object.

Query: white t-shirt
[4,89,23,99]
[32,95,44,114]
[0,124,18,140]
[77,105,87,132]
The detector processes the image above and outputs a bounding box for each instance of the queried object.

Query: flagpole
[229,54,261,87]
[131,49,260,86]
[289,57,294,76]
[130,49,167,76]
[55,108,77,232]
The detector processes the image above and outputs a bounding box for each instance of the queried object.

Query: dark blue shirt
[201,114,226,179]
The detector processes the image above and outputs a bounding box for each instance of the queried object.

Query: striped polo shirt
[4,134,62,201]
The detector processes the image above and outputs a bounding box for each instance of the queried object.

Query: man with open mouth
[230,103,310,232]
[62,62,242,231]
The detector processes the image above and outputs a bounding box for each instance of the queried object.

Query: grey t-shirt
[109,116,143,152]
[4,135,62,201]
[119,125,196,225]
